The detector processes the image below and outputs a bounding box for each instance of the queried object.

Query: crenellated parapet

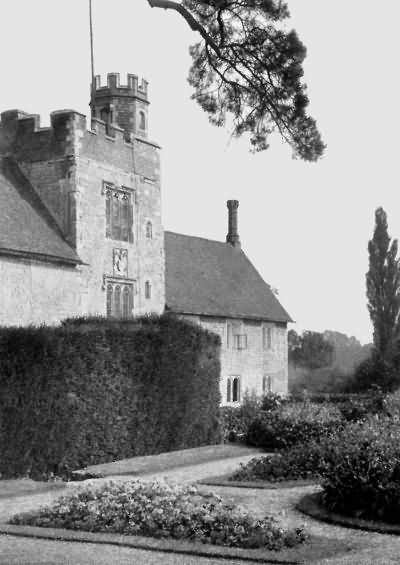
[92,72,150,139]
[94,73,149,101]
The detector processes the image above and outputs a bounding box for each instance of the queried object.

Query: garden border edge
[0,523,300,565]
[297,492,400,535]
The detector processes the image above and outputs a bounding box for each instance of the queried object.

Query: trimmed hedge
[0,314,221,478]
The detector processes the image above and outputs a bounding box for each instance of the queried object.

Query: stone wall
[0,256,82,326]
[184,315,288,403]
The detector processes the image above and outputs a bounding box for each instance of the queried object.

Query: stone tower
[92,73,149,140]
[0,72,165,323]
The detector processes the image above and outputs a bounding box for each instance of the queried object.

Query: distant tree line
[292,207,400,394]
[288,329,371,394]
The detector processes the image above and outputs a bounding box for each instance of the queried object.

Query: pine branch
[147,0,222,55]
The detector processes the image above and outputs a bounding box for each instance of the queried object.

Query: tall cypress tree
[366,207,400,361]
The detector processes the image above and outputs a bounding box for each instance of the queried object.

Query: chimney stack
[226,200,241,248]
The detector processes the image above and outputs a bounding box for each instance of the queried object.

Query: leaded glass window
[105,186,134,243]
[106,282,134,319]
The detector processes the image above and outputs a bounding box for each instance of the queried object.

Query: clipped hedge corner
[0,314,221,478]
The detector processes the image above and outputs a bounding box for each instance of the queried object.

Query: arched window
[114,285,121,318]
[106,284,113,317]
[105,191,112,238]
[146,221,153,239]
[232,377,241,403]
[105,186,134,243]
[122,286,131,319]
[145,281,151,299]
[263,375,273,394]
[226,378,232,403]
[112,193,121,240]
[139,111,146,131]
[121,194,130,242]
[106,282,134,319]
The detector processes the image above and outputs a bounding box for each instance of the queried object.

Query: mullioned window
[106,283,133,318]
[105,186,134,242]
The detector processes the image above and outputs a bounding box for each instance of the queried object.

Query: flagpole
[89,0,96,118]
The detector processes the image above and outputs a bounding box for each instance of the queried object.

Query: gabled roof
[165,231,292,323]
[0,156,81,265]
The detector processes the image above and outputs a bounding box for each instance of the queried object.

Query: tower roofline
[94,73,149,103]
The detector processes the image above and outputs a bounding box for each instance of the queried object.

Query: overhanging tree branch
[147,0,222,55]
[146,0,325,161]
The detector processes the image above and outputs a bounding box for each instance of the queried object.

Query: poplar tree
[366,207,400,361]
[147,0,325,161]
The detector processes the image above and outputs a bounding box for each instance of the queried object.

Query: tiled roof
[0,156,81,265]
[165,231,292,323]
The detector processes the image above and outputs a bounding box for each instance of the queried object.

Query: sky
[1,0,400,344]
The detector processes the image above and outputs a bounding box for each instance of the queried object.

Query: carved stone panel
[113,248,128,277]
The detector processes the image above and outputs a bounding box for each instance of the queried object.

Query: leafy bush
[220,391,262,442]
[337,390,385,422]
[231,440,325,482]
[320,416,400,522]
[246,401,343,450]
[347,354,399,392]
[0,315,221,478]
[260,393,286,412]
[10,480,308,549]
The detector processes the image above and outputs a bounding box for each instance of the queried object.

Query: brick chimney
[226,200,241,248]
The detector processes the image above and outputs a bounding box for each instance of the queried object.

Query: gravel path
[0,534,264,565]
[2,453,400,564]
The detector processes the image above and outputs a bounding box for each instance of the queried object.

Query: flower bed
[9,480,308,550]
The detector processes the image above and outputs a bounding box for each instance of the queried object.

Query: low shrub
[246,401,343,450]
[231,440,325,482]
[260,393,286,412]
[220,392,262,442]
[337,389,385,422]
[320,416,400,523]
[10,480,308,550]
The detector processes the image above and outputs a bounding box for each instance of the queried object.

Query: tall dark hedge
[0,314,221,478]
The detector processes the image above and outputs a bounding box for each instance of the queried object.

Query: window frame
[138,110,146,131]
[233,334,248,350]
[105,280,134,319]
[226,321,248,350]
[145,280,152,300]
[262,375,273,395]
[104,183,134,243]
[232,376,241,403]
[263,326,273,350]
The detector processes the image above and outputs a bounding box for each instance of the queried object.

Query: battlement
[94,73,149,100]
[0,106,159,164]
[0,108,134,143]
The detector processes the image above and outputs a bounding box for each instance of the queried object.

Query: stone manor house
[0,72,292,403]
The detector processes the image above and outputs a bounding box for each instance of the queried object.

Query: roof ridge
[165,230,234,247]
